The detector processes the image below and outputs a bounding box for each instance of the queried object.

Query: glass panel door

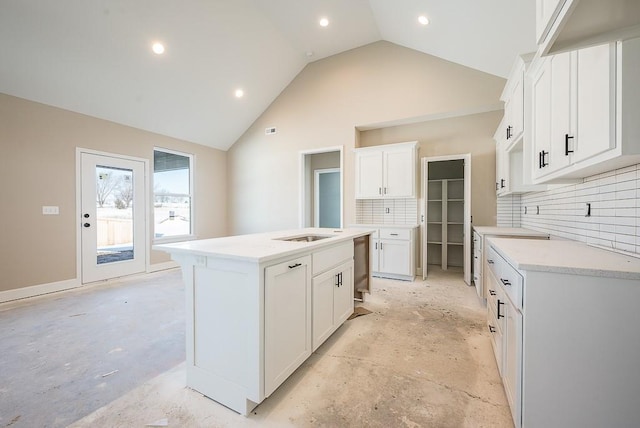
[81,152,146,283]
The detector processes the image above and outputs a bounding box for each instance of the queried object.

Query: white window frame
[152,147,196,244]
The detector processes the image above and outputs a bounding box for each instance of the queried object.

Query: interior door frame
[314,168,341,228]
[421,154,471,284]
[76,148,150,284]
[298,146,344,228]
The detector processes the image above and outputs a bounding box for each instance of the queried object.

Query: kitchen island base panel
[184,259,264,416]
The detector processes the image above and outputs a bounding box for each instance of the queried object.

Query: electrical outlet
[42,206,59,215]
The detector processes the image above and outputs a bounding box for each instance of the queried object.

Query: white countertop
[473,226,549,238]
[350,223,419,229]
[487,237,640,280]
[154,227,375,263]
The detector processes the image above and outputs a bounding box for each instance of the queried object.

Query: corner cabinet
[530,38,640,183]
[355,141,418,199]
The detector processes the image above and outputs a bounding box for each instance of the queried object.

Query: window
[153,148,194,242]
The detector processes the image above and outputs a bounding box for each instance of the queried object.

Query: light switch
[42,206,59,215]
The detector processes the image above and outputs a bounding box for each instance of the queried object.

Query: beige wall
[359,111,501,226]
[0,93,227,292]
[227,41,504,234]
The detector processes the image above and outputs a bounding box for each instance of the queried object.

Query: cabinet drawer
[498,260,523,311]
[487,244,523,310]
[312,241,354,276]
[379,228,411,240]
[486,245,501,279]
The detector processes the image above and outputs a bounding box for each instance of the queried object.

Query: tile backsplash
[356,198,418,225]
[497,163,640,255]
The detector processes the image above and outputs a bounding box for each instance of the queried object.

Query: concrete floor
[1,267,513,428]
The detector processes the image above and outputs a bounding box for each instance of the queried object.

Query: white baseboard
[0,278,81,304]
[148,261,179,273]
[1,263,179,304]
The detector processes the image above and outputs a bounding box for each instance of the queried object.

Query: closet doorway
[422,154,471,284]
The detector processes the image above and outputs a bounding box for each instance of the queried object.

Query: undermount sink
[275,234,333,242]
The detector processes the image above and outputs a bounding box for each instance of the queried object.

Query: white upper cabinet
[495,54,547,195]
[355,141,418,199]
[354,150,383,198]
[530,38,640,183]
[536,0,640,56]
[501,55,529,146]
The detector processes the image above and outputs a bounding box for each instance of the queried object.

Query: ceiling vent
[265,127,277,135]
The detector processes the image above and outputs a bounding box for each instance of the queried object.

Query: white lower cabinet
[502,296,522,427]
[265,256,312,397]
[486,239,640,428]
[312,260,354,351]
[371,227,416,281]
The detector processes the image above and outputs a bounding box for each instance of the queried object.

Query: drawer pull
[288,263,302,269]
[500,278,511,287]
[487,259,494,264]
[390,233,398,236]
[489,290,496,296]
[488,325,496,333]
[497,300,504,319]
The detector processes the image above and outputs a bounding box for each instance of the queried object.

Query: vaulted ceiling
[0,1,536,150]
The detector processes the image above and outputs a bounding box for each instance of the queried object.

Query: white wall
[498,163,640,255]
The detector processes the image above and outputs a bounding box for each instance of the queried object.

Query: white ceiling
[0,0,536,151]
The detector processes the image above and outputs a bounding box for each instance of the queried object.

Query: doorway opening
[299,147,343,228]
[421,154,471,284]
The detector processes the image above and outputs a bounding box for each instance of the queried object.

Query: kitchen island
[154,227,373,415]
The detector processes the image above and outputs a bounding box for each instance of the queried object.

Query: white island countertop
[153,227,375,263]
[488,237,640,280]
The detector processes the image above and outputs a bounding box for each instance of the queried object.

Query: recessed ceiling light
[418,15,429,26]
[319,17,329,27]
[152,42,165,54]
[235,89,244,98]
